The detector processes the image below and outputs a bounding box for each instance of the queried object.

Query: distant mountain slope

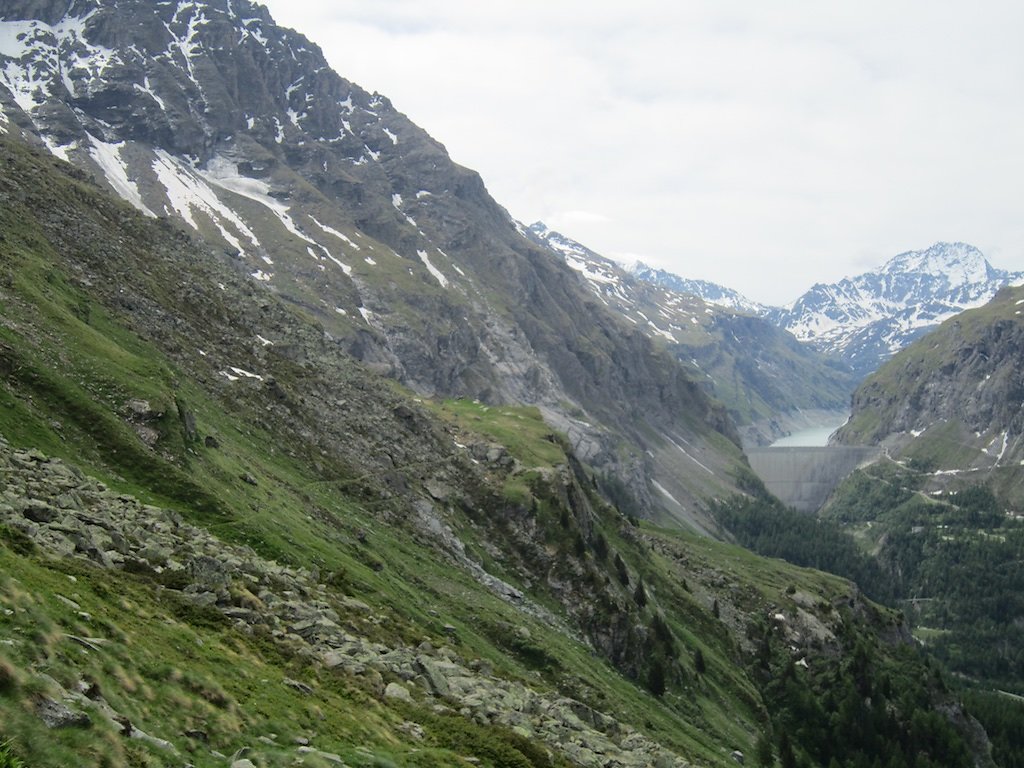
[527,222,856,444]
[771,242,1024,380]
[628,261,767,315]
[0,0,750,524]
[835,284,1024,504]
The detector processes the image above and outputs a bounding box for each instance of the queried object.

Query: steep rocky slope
[0,130,993,768]
[771,242,1024,380]
[835,284,1024,504]
[527,223,855,445]
[0,0,742,526]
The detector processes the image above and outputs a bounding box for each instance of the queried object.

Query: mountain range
[0,0,753,529]
[526,222,855,445]
[550,234,1022,387]
[0,0,1020,765]
[769,242,1024,380]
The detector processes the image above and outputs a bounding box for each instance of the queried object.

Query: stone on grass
[384,682,412,702]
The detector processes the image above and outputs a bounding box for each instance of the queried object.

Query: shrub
[0,525,35,556]
[0,656,19,695]
[646,659,666,697]
[0,739,25,768]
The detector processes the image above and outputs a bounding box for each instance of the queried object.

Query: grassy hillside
[0,136,991,767]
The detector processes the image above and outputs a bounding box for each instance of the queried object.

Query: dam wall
[747,446,882,512]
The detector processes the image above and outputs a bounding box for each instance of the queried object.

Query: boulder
[416,657,451,697]
[384,682,412,702]
[36,697,92,729]
[186,555,230,589]
[21,498,59,523]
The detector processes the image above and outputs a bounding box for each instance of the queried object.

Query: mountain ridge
[627,261,767,316]
[526,221,856,444]
[0,0,748,526]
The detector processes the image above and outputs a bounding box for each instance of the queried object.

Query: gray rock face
[35,697,92,729]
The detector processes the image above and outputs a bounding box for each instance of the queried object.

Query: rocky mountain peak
[770,242,1024,380]
[0,0,410,168]
[879,242,994,285]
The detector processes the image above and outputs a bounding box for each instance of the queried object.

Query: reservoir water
[770,419,848,447]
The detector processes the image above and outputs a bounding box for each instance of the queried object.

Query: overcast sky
[259,1,1024,305]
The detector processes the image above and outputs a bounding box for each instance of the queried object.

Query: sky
[258,1,1024,306]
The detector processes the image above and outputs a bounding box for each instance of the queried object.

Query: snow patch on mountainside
[417,249,448,288]
[0,13,120,112]
[152,149,259,254]
[310,216,361,250]
[86,133,155,217]
[200,155,319,251]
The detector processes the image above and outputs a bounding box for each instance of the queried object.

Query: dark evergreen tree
[614,552,630,586]
[634,576,647,607]
[778,730,796,768]
[647,659,666,697]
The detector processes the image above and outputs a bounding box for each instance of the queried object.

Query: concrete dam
[747,446,883,512]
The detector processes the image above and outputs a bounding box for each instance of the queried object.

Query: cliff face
[0,0,745,521]
[836,285,1024,502]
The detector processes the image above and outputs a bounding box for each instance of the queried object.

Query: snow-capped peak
[879,242,992,286]
[770,242,1024,379]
